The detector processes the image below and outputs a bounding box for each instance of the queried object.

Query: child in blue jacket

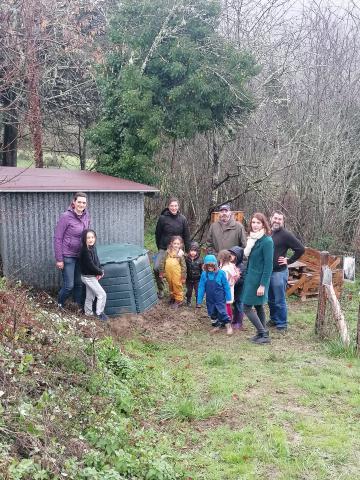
[197,255,233,335]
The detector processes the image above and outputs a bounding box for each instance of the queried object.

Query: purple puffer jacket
[54,207,90,261]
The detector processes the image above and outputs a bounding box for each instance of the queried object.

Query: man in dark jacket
[269,211,305,331]
[154,197,191,297]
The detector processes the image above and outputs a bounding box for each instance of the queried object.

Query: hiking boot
[97,312,109,321]
[226,324,233,336]
[250,332,262,342]
[253,332,271,344]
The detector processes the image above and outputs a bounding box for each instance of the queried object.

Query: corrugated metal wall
[0,192,144,289]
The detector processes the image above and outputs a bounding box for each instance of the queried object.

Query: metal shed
[0,167,158,289]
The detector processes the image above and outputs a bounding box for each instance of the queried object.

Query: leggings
[243,304,266,334]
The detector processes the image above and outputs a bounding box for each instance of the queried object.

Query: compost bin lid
[97,243,148,264]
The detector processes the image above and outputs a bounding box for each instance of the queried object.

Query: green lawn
[121,296,360,480]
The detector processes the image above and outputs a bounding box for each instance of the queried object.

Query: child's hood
[228,246,244,265]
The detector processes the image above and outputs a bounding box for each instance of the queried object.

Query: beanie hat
[204,254,218,266]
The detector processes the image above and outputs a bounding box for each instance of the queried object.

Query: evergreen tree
[90,0,258,183]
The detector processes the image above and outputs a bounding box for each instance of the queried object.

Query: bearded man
[269,211,305,331]
[206,204,246,253]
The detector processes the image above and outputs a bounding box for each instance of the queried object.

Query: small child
[197,255,233,335]
[159,236,187,309]
[228,246,245,329]
[218,250,240,322]
[79,229,108,321]
[185,241,203,307]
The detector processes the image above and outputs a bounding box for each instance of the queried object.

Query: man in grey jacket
[206,204,247,253]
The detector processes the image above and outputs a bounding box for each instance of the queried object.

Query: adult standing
[154,197,190,298]
[241,213,274,344]
[269,211,305,331]
[206,204,246,253]
[54,192,90,309]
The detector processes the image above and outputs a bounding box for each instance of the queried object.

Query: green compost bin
[97,243,158,316]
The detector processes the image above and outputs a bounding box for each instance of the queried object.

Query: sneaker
[97,312,108,321]
[226,324,233,336]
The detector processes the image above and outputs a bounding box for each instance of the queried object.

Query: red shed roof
[0,167,159,193]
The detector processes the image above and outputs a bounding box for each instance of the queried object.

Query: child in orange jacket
[159,236,187,308]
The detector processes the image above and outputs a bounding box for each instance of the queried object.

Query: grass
[119,288,360,479]
[16,149,84,170]
[1,280,360,479]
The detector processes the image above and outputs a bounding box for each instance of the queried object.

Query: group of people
[154,198,304,344]
[53,193,305,342]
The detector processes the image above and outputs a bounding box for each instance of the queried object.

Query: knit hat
[189,241,200,252]
[204,254,218,265]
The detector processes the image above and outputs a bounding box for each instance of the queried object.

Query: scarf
[244,229,265,258]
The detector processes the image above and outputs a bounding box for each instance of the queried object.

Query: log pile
[287,247,343,301]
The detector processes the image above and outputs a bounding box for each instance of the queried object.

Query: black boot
[253,331,271,344]
[250,332,262,342]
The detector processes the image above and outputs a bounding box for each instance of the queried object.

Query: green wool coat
[241,235,274,306]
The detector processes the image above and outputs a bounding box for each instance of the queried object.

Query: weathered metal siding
[0,192,144,289]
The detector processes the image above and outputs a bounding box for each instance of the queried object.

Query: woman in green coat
[241,212,274,344]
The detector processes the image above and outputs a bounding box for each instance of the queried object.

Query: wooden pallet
[211,210,244,224]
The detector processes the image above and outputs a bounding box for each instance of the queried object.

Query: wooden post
[315,251,329,337]
[324,282,350,347]
[357,303,360,356]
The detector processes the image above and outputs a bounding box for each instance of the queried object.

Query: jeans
[58,256,83,307]
[268,269,289,329]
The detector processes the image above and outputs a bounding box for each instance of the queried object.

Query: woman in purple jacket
[54,192,90,309]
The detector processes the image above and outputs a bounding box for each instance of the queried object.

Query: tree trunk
[24,0,43,168]
[211,132,220,205]
[1,91,18,166]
